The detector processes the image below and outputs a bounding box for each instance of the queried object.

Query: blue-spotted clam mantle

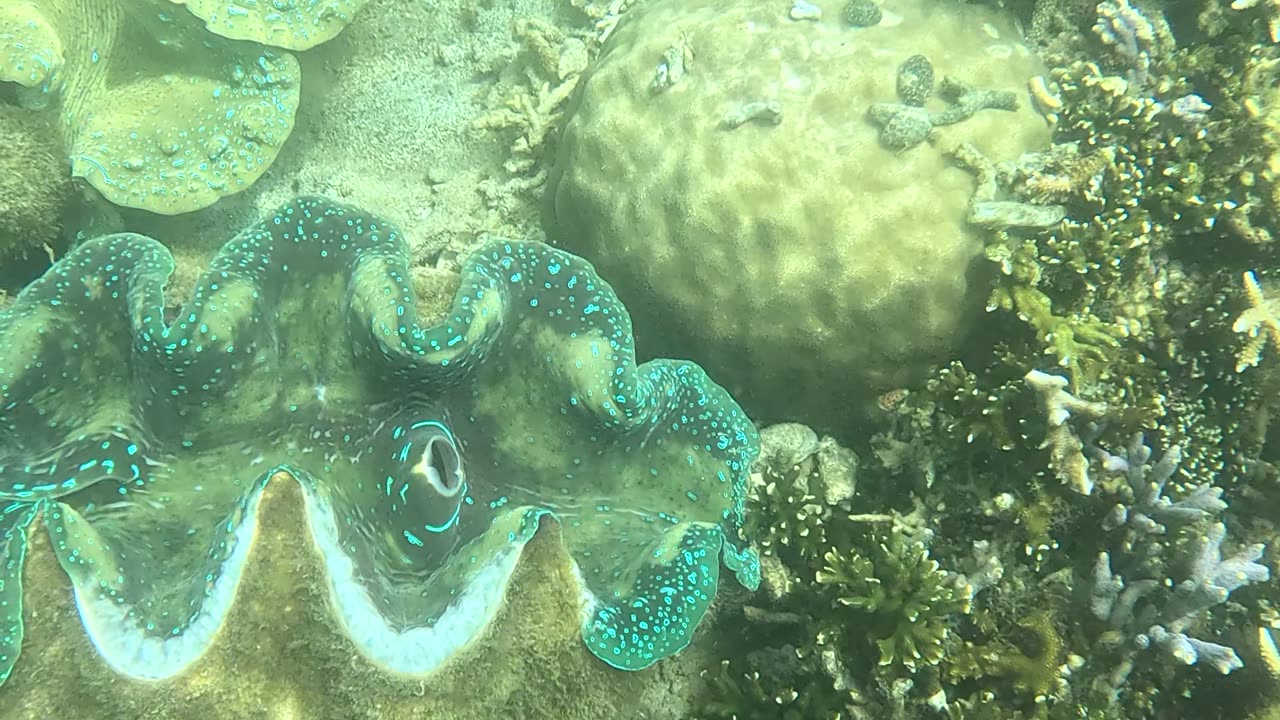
[0,196,760,688]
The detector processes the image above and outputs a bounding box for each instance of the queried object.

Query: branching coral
[475,17,592,204]
[1025,370,1108,494]
[746,423,859,560]
[695,654,865,720]
[1087,434,1270,700]
[1235,270,1280,371]
[816,532,973,671]
[1092,0,1174,87]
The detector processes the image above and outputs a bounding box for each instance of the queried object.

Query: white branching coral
[1092,0,1173,86]
[1025,369,1108,494]
[1090,434,1270,687]
[1232,270,1280,371]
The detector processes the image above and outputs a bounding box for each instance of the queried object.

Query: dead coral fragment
[1024,369,1107,494]
[652,35,694,92]
[1232,270,1280,371]
[896,54,934,107]
[843,0,883,27]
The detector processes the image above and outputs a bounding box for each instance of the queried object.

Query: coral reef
[1236,270,1280,370]
[1087,434,1269,699]
[817,532,974,671]
[0,0,299,214]
[1025,369,1107,494]
[1,0,1279,718]
[545,0,1051,428]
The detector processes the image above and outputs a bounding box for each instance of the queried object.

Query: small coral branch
[1233,270,1280,371]
[1025,369,1108,494]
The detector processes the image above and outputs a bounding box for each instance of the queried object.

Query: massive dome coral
[546,0,1051,425]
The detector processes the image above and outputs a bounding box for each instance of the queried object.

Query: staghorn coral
[1086,434,1269,700]
[1235,270,1280,370]
[1092,0,1174,87]
[1025,369,1108,494]
[0,0,299,214]
[972,53,1258,466]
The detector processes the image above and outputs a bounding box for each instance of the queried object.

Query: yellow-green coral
[166,0,369,50]
[816,533,973,670]
[0,0,299,214]
[948,609,1065,704]
[695,658,862,720]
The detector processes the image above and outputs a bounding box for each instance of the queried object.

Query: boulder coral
[546,0,1052,426]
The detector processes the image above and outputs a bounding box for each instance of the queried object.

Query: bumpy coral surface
[546,0,1051,424]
